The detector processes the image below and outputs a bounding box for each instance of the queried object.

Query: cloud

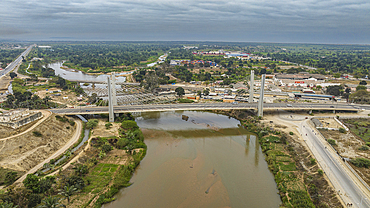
[0,0,369,43]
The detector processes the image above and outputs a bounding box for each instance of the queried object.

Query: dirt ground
[0,119,39,139]
[320,119,370,187]
[91,119,121,138]
[36,88,83,107]
[0,115,76,172]
[318,118,343,129]
[0,75,11,94]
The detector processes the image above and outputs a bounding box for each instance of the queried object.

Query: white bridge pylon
[248,70,266,117]
[107,73,118,122]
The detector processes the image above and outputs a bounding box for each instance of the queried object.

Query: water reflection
[48,62,127,82]
[104,111,281,208]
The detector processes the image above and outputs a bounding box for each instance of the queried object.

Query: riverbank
[0,114,146,208]
[217,109,343,208]
[61,62,136,76]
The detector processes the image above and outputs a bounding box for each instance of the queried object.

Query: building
[0,108,43,129]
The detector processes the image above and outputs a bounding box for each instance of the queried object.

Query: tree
[72,164,88,176]
[86,119,98,129]
[175,87,185,97]
[197,90,202,98]
[356,85,367,91]
[58,185,78,204]
[102,144,112,153]
[105,122,112,129]
[142,72,159,92]
[9,72,17,79]
[333,73,341,78]
[359,80,367,85]
[43,96,52,105]
[237,89,246,96]
[0,201,18,208]
[203,88,210,96]
[87,93,98,104]
[326,85,343,96]
[5,171,18,185]
[37,196,65,208]
[23,174,40,193]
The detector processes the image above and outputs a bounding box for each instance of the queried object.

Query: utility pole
[258,74,266,117]
[249,70,254,103]
[107,77,114,122]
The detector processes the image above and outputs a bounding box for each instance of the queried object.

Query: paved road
[301,120,370,208]
[50,102,370,115]
[0,44,35,78]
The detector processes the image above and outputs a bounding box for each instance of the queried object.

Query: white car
[287,104,292,107]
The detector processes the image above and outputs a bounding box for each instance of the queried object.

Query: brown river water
[103,111,281,208]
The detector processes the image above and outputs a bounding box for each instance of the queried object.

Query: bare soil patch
[318,118,342,129]
[0,115,76,172]
[91,119,121,138]
[0,119,39,139]
[321,118,370,187]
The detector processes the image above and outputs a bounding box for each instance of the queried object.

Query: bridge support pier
[249,70,254,103]
[257,74,266,117]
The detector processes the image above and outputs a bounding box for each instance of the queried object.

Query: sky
[1,0,370,44]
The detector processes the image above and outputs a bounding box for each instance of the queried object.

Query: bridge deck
[51,103,367,115]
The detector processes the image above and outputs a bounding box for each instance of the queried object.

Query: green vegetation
[4,78,58,110]
[339,127,346,133]
[32,131,43,137]
[26,42,169,73]
[105,122,112,130]
[351,158,370,168]
[0,48,24,68]
[178,98,194,103]
[3,171,18,186]
[327,139,336,146]
[229,111,341,208]
[342,118,370,142]
[0,114,146,208]
[175,87,185,97]
[86,119,99,129]
[359,145,369,151]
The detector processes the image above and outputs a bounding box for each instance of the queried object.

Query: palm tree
[36,196,65,208]
[0,201,18,208]
[43,96,52,105]
[58,185,78,204]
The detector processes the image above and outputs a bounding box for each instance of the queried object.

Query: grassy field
[342,118,370,142]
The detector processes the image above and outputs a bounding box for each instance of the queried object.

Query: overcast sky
[1,0,369,44]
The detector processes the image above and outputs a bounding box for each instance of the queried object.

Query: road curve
[15,118,82,184]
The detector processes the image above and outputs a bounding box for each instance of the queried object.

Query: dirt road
[15,118,83,183]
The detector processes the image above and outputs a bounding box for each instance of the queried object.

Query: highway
[0,44,35,78]
[50,102,370,115]
[302,120,370,208]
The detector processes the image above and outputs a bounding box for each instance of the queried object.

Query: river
[104,111,281,208]
[48,62,127,82]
